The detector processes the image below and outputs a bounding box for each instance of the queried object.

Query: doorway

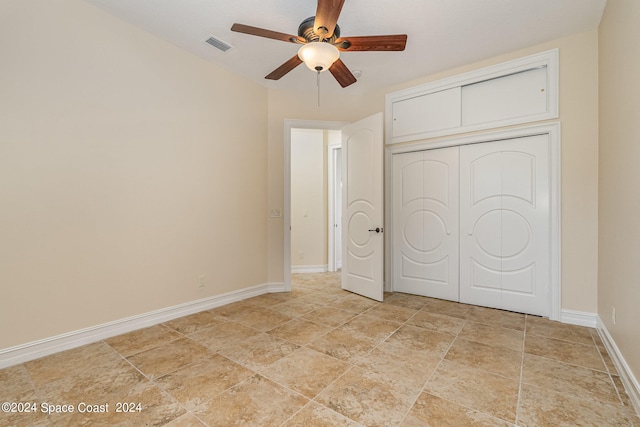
[289,128,342,274]
[284,114,385,300]
[284,120,348,292]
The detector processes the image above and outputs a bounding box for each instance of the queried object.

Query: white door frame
[385,122,561,320]
[284,119,349,292]
[328,142,342,272]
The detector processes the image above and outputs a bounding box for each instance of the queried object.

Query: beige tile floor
[1,272,638,426]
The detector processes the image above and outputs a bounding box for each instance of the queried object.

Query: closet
[385,50,559,317]
[392,135,551,316]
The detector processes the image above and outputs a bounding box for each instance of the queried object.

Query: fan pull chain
[317,70,321,107]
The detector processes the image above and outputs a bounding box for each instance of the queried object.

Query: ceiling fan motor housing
[298,16,340,43]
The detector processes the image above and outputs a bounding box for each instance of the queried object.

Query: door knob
[368,227,383,233]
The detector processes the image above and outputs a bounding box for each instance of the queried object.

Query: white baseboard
[597,316,640,416]
[0,282,286,370]
[291,264,328,274]
[560,309,598,328]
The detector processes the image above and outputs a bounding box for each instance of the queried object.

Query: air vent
[204,36,232,52]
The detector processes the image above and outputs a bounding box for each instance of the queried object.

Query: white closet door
[459,135,550,316]
[392,147,459,300]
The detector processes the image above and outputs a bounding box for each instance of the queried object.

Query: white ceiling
[84,0,607,95]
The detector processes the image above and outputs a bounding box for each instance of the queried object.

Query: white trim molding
[560,309,598,328]
[291,264,329,274]
[0,282,285,369]
[597,316,640,416]
[327,140,343,273]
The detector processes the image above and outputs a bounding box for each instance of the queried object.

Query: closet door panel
[393,147,459,300]
[459,135,550,316]
[499,138,550,316]
[461,149,504,307]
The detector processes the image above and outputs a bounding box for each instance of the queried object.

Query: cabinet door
[459,135,550,316]
[392,147,459,300]
[461,66,548,126]
[392,87,461,139]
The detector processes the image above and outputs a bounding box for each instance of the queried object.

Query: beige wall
[267,30,600,314]
[0,0,268,349]
[598,0,640,383]
[290,129,327,268]
[0,0,605,354]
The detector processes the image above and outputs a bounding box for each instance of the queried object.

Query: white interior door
[392,147,459,300]
[459,135,551,316]
[342,113,384,301]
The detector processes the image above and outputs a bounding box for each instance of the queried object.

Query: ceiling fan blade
[314,0,345,39]
[329,59,357,88]
[336,35,408,51]
[265,55,304,80]
[231,23,304,44]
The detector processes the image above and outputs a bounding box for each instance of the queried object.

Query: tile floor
[1,272,638,426]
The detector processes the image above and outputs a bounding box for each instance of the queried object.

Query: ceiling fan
[231,0,407,88]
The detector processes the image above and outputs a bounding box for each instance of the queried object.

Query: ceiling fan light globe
[298,42,340,72]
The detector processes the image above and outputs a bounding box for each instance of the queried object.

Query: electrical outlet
[298,250,304,259]
[198,274,206,289]
[611,306,616,325]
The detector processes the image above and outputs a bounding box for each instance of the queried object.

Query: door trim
[385,122,561,320]
[284,119,348,292]
[327,142,342,272]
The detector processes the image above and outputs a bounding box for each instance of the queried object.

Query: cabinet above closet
[386,49,558,144]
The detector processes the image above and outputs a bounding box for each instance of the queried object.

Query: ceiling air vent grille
[204,36,232,52]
